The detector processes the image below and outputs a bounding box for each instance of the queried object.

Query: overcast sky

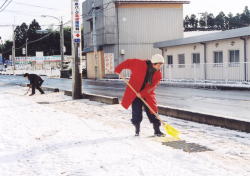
[0,0,250,42]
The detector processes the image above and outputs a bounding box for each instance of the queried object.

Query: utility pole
[71,0,82,99]
[60,17,64,71]
[41,15,64,74]
[92,1,98,79]
[71,3,74,59]
[199,12,208,28]
[12,24,15,70]
[25,38,28,60]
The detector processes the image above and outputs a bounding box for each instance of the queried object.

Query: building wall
[163,43,205,80]
[103,0,117,45]
[206,38,244,63]
[83,0,105,48]
[83,1,185,78]
[86,51,105,79]
[206,38,245,81]
[162,37,249,82]
[117,4,184,64]
[247,37,250,81]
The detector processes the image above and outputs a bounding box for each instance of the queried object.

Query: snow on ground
[0,85,250,176]
[184,30,221,38]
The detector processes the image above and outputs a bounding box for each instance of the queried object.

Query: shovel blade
[163,123,180,139]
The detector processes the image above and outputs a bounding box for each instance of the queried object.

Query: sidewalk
[0,85,250,176]
[42,78,250,122]
[0,75,249,128]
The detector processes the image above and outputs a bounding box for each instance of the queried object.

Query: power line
[0,24,60,27]
[0,24,13,27]
[1,19,71,54]
[0,0,8,10]
[3,9,47,17]
[13,1,61,11]
[1,32,53,54]
[81,1,114,19]
[0,0,13,13]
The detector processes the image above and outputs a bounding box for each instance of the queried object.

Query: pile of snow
[184,30,221,38]
[0,85,249,176]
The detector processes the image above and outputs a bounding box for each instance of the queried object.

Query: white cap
[151,54,164,64]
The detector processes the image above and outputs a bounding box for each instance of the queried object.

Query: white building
[154,27,250,84]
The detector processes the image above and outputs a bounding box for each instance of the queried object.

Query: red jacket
[115,59,162,113]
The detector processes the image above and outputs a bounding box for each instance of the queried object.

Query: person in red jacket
[115,54,165,136]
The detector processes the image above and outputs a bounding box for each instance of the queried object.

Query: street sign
[104,53,114,74]
[74,39,80,43]
[0,53,3,64]
[72,0,81,43]
[36,30,49,34]
[22,48,26,55]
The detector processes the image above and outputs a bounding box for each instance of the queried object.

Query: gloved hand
[39,80,44,86]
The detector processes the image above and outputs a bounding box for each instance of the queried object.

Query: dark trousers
[31,82,44,94]
[131,98,160,126]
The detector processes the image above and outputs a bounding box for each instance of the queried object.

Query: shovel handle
[24,87,30,95]
[119,74,164,124]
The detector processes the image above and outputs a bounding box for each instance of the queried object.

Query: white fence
[0,67,60,78]
[120,62,250,85]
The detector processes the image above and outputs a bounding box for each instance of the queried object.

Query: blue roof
[154,26,250,48]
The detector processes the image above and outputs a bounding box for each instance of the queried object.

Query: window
[89,19,93,32]
[167,55,173,65]
[192,53,200,64]
[229,50,239,63]
[178,54,185,68]
[214,51,223,65]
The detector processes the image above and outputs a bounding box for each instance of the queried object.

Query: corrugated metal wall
[103,0,117,44]
[83,0,106,48]
[83,1,185,78]
[117,7,184,62]
[247,38,250,80]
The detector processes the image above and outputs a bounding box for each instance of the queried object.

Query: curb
[19,84,250,133]
[64,90,119,105]
[160,82,250,91]
[158,105,250,133]
[64,88,250,133]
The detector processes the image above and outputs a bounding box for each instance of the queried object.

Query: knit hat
[151,54,164,64]
[23,73,29,77]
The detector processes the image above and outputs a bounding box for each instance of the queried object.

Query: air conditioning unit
[120,49,125,55]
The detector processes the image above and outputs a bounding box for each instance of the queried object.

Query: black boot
[134,123,140,136]
[153,123,165,137]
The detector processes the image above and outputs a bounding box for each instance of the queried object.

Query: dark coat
[115,59,162,113]
[27,74,44,86]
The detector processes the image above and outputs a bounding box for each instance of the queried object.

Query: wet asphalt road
[0,75,249,122]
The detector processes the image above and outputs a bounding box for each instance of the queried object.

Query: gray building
[82,0,189,79]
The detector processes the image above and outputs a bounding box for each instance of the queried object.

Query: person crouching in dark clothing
[23,73,45,96]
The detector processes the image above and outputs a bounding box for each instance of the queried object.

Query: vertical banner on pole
[104,53,114,74]
[72,0,81,44]
[72,0,82,99]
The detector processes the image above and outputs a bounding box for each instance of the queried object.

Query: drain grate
[37,101,50,104]
[162,140,212,153]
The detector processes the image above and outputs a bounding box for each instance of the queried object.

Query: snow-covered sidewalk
[0,85,250,176]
